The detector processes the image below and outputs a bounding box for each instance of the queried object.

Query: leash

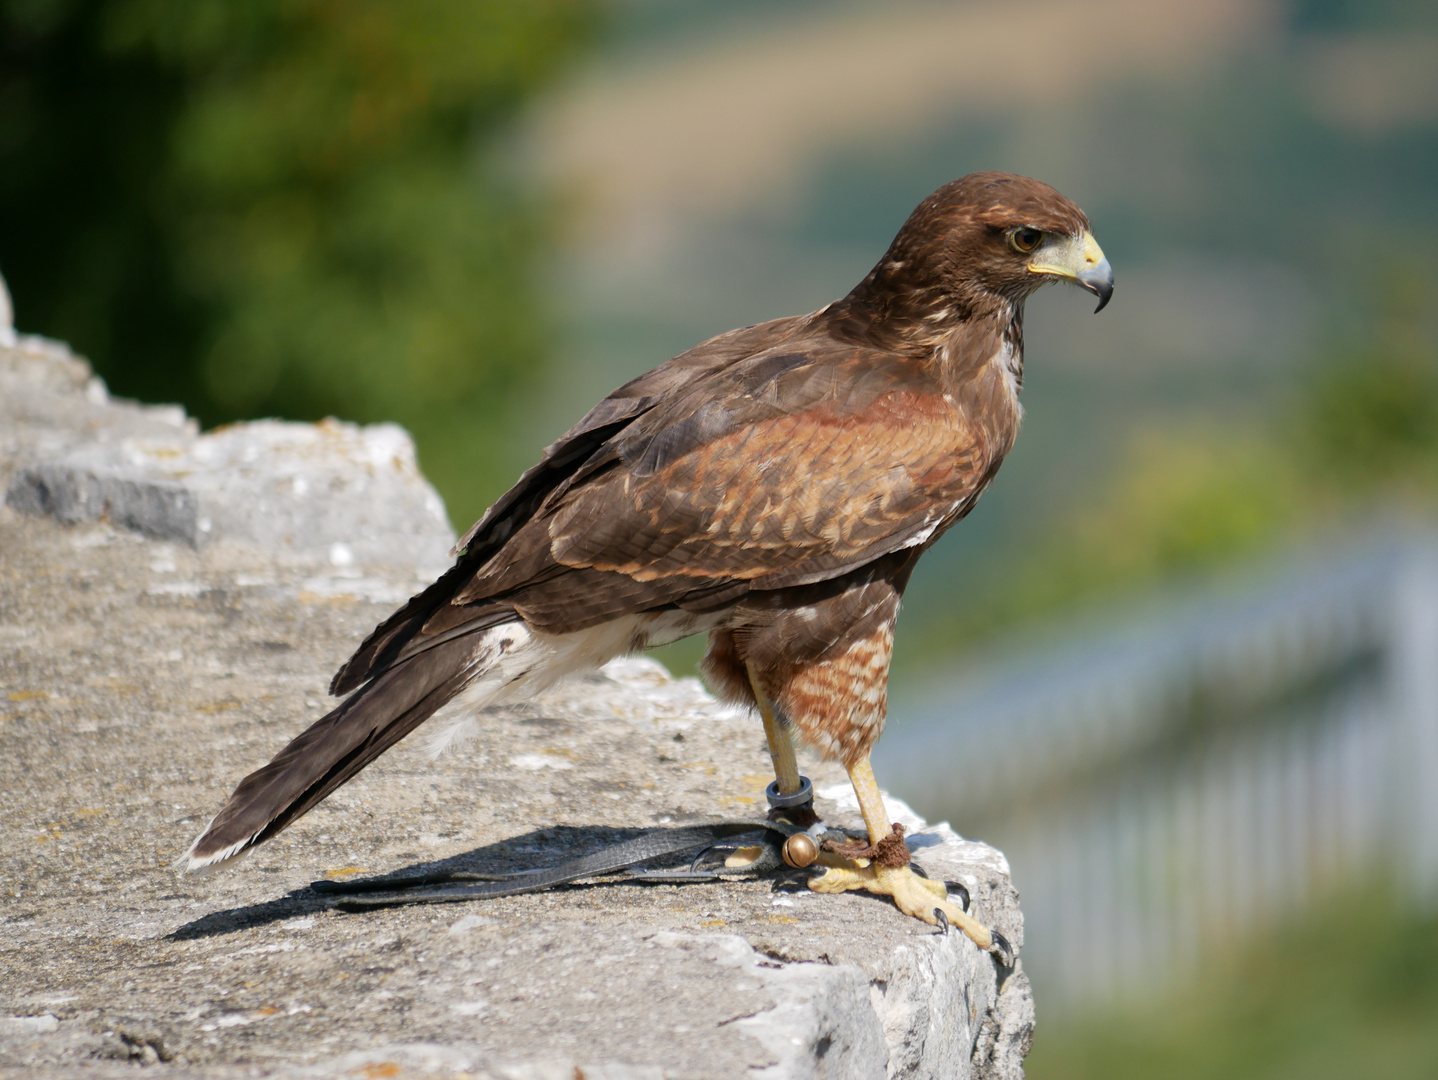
[310,819,805,912]
[308,775,971,921]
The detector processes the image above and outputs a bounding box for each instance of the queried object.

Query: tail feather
[329,561,489,697]
[184,624,511,872]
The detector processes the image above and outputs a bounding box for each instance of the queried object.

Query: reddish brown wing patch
[547,386,982,585]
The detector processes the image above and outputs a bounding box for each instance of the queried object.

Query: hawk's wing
[489,345,990,591]
[330,315,812,693]
[335,317,1006,692]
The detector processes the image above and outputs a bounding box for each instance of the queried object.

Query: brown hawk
[185,172,1113,958]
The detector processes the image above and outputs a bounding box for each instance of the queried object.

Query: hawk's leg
[809,754,1010,962]
[746,663,805,801]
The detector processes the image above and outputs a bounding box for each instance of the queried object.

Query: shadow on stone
[167,889,335,940]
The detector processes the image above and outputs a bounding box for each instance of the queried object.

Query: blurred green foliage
[1028,887,1438,1080]
[1300,268,1438,486]
[0,0,596,526]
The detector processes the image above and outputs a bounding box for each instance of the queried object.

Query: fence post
[1391,542,1438,907]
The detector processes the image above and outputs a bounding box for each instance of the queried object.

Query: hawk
[185,172,1113,957]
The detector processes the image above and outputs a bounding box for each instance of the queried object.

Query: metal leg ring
[765,775,814,809]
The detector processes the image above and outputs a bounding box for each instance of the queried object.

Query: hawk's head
[858,172,1114,326]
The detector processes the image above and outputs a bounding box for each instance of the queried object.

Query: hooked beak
[1028,230,1114,313]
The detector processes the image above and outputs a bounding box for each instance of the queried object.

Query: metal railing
[878,536,1438,1011]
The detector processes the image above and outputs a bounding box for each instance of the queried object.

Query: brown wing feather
[339,312,1011,679]
[548,378,977,584]
[448,340,1008,635]
[330,314,812,695]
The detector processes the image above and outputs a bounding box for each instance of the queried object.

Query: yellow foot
[808,856,1013,964]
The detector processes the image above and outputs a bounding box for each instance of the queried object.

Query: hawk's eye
[1010,227,1044,254]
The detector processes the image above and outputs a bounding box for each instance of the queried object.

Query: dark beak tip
[1086,279,1114,314]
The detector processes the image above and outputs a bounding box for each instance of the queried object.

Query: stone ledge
[0,343,1033,1079]
[2,345,454,576]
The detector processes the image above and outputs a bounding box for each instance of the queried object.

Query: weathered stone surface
[0,343,1033,1078]
[2,344,454,576]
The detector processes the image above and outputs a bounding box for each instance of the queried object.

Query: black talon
[989,930,1014,968]
[802,863,829,885]
[945,880,971,912]
[771,870,810,893]
[933,907,950,935]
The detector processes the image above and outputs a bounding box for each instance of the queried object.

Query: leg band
[765,774,814,809]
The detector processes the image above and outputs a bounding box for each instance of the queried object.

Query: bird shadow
[165,824,666,942]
